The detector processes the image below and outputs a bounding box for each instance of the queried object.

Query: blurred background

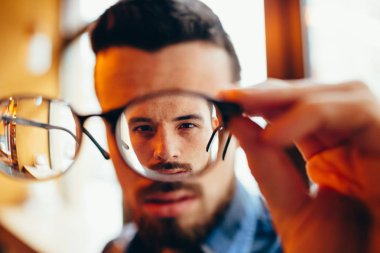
[0,0,379,252]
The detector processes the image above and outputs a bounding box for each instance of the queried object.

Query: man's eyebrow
[128,117,152,124]
[173,114,204,122]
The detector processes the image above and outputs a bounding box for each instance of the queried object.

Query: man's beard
[130,180,235,252]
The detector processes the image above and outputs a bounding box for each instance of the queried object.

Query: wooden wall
[264,0,308,184]
[264,0,306,79]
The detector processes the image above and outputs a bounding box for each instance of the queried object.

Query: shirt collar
[203,180,264,253]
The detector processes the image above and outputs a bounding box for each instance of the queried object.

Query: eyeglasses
[0,90,242,181]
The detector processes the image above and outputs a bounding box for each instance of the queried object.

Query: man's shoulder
[203,182,282,253]
[102,223,137,253]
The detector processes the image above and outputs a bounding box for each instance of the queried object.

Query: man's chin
[136,214,208,251]
[134,196,230,251]
[131,179,236,250]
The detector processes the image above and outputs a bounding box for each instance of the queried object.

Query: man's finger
[260,92,374,147]
[228,116,309,222]
[219,80,368,116]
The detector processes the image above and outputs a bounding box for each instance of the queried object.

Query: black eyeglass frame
[0,89,243,179]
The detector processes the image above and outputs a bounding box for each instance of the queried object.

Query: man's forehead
[94,42,234,111]
[127,96,210,120]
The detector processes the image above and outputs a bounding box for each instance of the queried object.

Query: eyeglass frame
[0,89,243,178]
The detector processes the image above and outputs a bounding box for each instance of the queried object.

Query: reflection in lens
[0,97,80,180]
[116,93,225,181]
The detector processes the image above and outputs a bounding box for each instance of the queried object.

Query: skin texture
[220,79,380,253]
[95,42,237,251]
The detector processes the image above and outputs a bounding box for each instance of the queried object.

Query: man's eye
[133,125,154,132]
[179,123,196,129]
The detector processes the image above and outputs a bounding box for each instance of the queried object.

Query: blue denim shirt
[202,182,282,253]
[110,181,282,253]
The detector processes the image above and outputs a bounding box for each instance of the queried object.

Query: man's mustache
[149,162,192,172]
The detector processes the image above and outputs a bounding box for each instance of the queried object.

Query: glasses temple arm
[222,133,232,160]
[206,125,231,160]
[2,116,110,160]
[206,125,224,152]
[2,116,78,142]
[211,101,241,160]
[82,128,110,159]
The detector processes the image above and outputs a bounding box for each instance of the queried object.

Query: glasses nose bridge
[77,114,111,160]
[77,113,99,126]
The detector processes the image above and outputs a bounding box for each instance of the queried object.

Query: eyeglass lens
[0,97,80,180]
[116,93,229,181]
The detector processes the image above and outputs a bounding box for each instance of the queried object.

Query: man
[91,0,281,252]
[91,0,380,253]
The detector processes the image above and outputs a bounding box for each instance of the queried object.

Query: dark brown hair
[90,0,241,81]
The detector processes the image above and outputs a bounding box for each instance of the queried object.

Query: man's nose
[152,128,180,161]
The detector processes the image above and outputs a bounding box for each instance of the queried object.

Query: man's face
[125,95,217,176]
[95,42,236,247]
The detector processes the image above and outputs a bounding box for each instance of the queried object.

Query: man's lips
[142,191,198,218]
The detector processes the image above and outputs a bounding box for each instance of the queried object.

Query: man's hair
[90,0,241,81]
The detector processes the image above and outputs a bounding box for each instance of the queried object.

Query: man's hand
[220,79,380,253]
